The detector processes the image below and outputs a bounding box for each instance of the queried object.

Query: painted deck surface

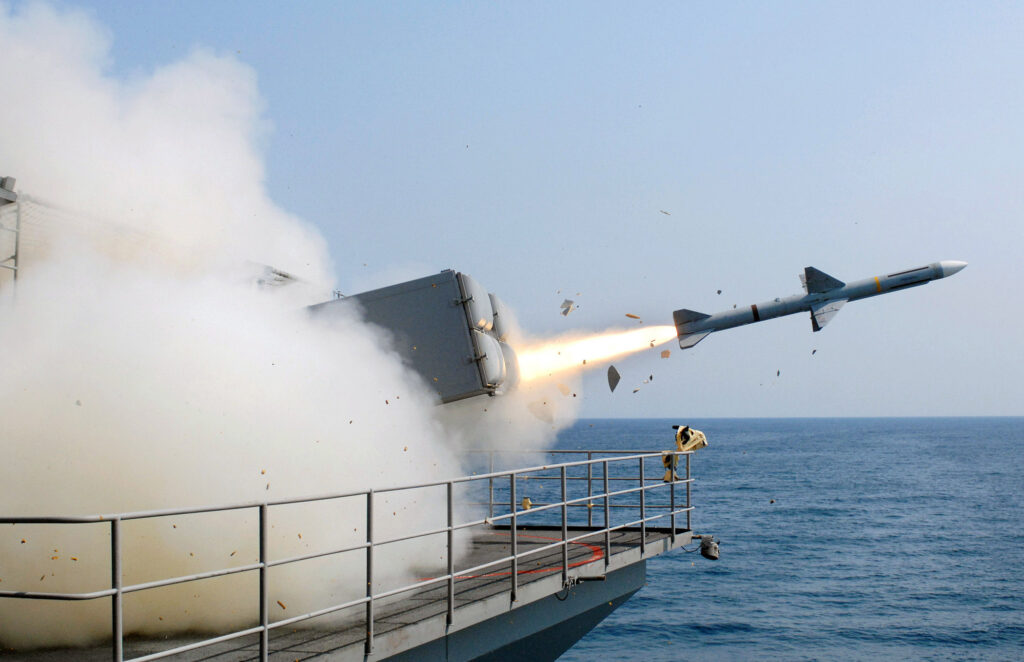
[2,526,688,661]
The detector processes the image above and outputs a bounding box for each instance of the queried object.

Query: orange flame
[517,325,677,382]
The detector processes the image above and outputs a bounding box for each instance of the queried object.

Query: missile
[673,260,967,349]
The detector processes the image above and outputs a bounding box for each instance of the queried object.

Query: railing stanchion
[561,466,569,584]
[603,460,611,567]
[365,491,374,655]
[510,473,518,602]
[111,518,123,662]
[686,452,692,531]
[586,451,593,527]
[258,504,269,661]
[488,451,495,520]
[639,457,646,555]
[670,459,677,544]
[447,481,455,625]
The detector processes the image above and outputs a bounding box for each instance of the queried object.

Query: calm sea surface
[554,418,1024,661]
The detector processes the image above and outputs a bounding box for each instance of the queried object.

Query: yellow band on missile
[874,276,882,292]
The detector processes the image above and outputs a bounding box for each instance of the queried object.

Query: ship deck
[2,448,700,661]
[2,525,690,662]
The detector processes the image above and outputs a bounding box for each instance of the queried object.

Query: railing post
[447,481,455,625]
[686,452,692,531]
[639,456,646,555]
[586,451,593,527]
[488,451,495,520]
[365,491,374,655]
[259,504,269,662]
[670,462,677,544]
[603,460,610,567]
[110,518,122,662]
[560,465,568,584]
[509,473,518,603]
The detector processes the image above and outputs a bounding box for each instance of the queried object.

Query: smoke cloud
[0,2,577,648]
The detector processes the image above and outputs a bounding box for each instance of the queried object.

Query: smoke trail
[0,3,491,647]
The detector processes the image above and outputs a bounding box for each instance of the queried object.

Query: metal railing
[0,449,693,661]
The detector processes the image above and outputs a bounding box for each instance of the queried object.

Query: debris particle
[230,551,237,557]
[349,420,353,424]
[189,552,194,557]
[560,299,575,316]
[385,400,389,405]
[733,304,737,309]
[660,350,671,359]
[556,383,571,396]
[71,557,78,562]
[521,497,533,510]
[261,469,266,475]
[403,446,408,451]
[660,210,671,215]
[51,556,58,560]
[642,379,649,384]
[172,525,176,529]
[812,349,817,355]
[649,374,653,381]
[770,499,775,504]
[625,313,641,320]
[75,400,82,406]
[266,483,270,490]
[632,388,640,394]
[607,366,621,392]
[20,539,25,544]
[277,600,287,610]
[40,575,45,581]
[297,533,302,539]
[582,359,587,365]
[777,370,780,377]
[717,290,722,295]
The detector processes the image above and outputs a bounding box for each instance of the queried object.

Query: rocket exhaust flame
[518,325,677,382]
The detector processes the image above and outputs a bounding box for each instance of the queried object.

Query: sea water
[556,418,1024,661]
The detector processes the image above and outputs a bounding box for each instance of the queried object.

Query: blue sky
[21,2,1024,416]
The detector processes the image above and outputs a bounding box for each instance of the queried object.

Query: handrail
[0,449,695,661]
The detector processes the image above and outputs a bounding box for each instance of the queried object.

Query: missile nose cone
[938,260,967,278]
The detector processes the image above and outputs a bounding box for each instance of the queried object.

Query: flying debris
[560,299,575,316]
[673,261,967,350]
[660,210,671,215]
[776,370,780,377]
[632,388,640,394]
[812,349,817,355]
[607,366,621,392]
[625,313,641,320]
[716,290,722,295]
[660,350,671,359]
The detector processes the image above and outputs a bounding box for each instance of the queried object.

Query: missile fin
[678,331,712,349]
[673,308,711,333]
[803,267,845,293]
[810,299,847,332]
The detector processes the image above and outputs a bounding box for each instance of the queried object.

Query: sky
[6,1,1022,417]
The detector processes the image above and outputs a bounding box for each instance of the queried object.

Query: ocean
[554,418,1024,661]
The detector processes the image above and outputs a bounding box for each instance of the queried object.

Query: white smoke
[0,2,558,648]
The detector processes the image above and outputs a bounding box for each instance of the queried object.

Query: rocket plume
[517,325,677,382]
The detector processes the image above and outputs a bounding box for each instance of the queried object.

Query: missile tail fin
[803,267,845,293]
[673,308,711,332]
[678,331,712,350]
[810,299,847,332]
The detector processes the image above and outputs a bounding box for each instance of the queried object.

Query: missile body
[673,261,967,349]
